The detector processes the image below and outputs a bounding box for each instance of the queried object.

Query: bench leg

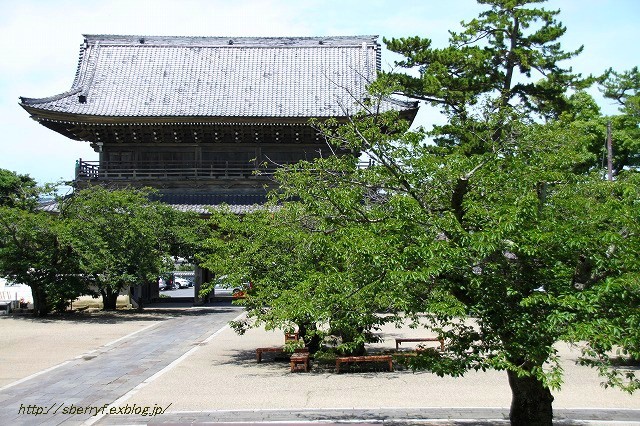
[256,350,262,363]
[290,358,309,372]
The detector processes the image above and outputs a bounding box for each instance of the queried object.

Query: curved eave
[19,87,82,106]
[20,102,419,127]
[19,105,344,126]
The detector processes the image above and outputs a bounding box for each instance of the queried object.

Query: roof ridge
[82,34,380,47]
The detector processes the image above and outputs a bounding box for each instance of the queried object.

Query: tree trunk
[31,285,50,317]
[507,369,554,426]
[298,322,321,353]
[100,288,119,311]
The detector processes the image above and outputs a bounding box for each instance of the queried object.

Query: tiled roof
[154,193,272,215]
[20,35,415,120]
[40,192,271,215]
[150,192,268,205]
[170,203,270,215]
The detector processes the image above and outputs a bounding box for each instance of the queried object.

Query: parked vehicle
[158,278,172,291]
[213,275,248,297]
[174,277,190,289]
[214,283,243,297]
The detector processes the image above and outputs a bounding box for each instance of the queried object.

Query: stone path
[0,305,244,425]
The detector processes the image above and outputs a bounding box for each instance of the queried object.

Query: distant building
[19,34,418,304]
[20,35,417,213]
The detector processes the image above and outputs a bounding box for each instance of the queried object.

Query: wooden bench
[256,347,284,362]
[290,352,310,372]
[335,355,393,373]
[395,338,445,352]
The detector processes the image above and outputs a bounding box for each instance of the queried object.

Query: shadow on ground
[223,346,421,379]
[4,300,243,324]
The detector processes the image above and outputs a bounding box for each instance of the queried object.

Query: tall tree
[59,186,176,310]
[271,103,639,425]
[599,67,640,172]
[0,170,83,316]
[193,3,638,424]
[384,0,588,152]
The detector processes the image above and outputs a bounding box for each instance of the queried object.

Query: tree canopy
[384,0,588,152]
[196,1,640,424]
[0,168,40,210]
[600,67,640,172]
[0,180,196,314]
[59,186,182,310]
[0,169,83,315]
[200,205,409,355]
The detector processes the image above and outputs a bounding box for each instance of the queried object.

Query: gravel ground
[0,310,167,388]
[1,306,637,413]
[124,319,640,411]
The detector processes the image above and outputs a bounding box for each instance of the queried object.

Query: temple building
[19,34,418,303]
[20,34,417,211]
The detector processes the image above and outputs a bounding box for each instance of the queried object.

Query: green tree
[271,104,639,425]
[199,206,400,355]
[541,85,640,177]
[384,0,588,152]
[376,7,638,422]
[0,208,82,316]
[193,3,638,424]
[0,170,84,316]
[600,67,640,172]
[602,66,640,119]
[59,186,177,310]
[0,168,39,209]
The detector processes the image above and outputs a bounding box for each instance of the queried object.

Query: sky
[0,0,638,186]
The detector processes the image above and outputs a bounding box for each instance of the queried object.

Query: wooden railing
[75,160,279,181]
[75,159,376,182]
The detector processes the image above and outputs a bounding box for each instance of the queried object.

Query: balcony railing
[75,160,282,181]
[75,159,375,182]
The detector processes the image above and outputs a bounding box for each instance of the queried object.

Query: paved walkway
[95,407,640,424]
[0,305,244,426]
